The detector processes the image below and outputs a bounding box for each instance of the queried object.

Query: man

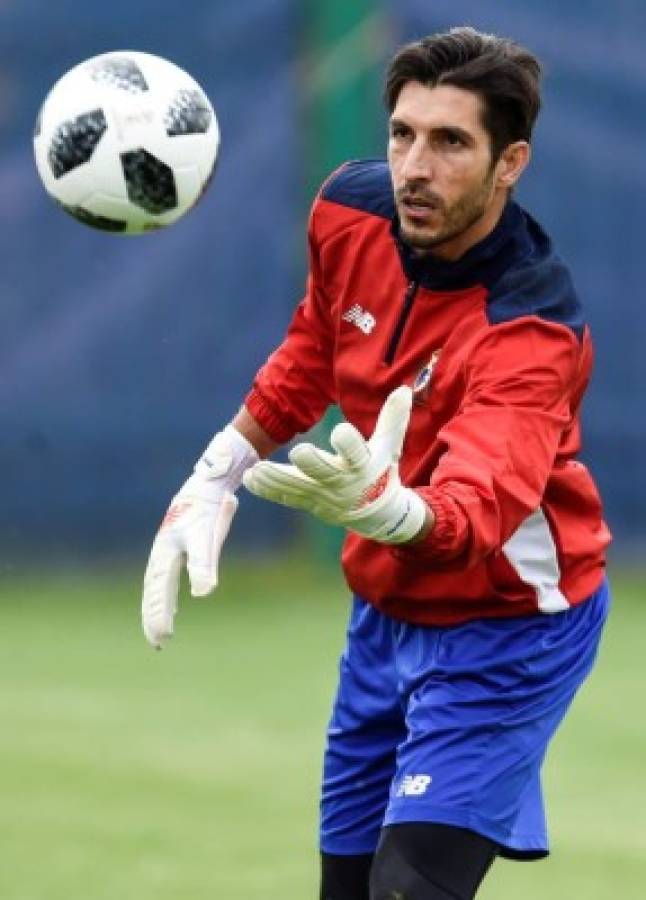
[142,27,611,900]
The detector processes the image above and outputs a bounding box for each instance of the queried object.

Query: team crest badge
[412,350,441,403]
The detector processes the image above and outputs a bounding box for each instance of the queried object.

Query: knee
[369,827,446,900]
[369,823,497,900]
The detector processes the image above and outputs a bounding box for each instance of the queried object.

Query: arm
[232,405,280,459]
[241,209,337,444]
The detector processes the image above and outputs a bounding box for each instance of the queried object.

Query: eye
[390,123,411,140]
[438,129,465,147]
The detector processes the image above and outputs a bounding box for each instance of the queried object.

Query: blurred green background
[1,562,644,899]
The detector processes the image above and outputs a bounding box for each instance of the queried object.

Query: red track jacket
[245,161,611,625]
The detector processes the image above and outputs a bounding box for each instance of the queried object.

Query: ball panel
[88,55,149,93]
[165,89,213,136]
[48,109,107,179]
[83,191,160,235]
[120,149,178,214]
[62,205,128,232]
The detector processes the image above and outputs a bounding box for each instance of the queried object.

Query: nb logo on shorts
[396,774,432,797]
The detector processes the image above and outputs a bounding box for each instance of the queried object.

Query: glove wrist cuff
[194,424,260,492]
[382,488,428,545]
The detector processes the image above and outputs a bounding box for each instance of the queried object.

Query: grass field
[0,557,644,899]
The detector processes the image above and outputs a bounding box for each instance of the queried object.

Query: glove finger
[330,422,370,471]
[244,461,314,493]
[289,443,342,484]
[370,385,413,459]
[185,494,238,598]
[244,468,316,508]
[243,462,321,510]
[142,538,183,649]
[212,492,238,558]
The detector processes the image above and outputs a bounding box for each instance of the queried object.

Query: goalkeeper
[142,27,611,900]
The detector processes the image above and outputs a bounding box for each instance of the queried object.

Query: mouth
[399,194,442,223]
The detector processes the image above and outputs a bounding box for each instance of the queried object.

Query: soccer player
[142,27,611,900]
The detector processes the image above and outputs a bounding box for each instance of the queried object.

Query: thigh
[320,596,406,856]
[384,579,610,858]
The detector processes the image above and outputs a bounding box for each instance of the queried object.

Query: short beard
[397,169,496,253]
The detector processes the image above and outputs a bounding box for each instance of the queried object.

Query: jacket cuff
[392,488,469,562]
[243,387,299,445]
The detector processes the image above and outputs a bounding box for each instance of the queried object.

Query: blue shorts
[320,579,609,859]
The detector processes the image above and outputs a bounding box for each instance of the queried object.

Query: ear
[495,141,531,190]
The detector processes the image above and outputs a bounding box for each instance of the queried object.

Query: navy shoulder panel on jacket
[486,209,586,340]
[321,159,395,219]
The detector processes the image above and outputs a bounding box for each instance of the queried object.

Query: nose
[400,138,434,183]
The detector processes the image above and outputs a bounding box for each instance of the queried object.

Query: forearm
[231,404,281,459]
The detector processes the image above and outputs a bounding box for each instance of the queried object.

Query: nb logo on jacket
[342,303,376,335]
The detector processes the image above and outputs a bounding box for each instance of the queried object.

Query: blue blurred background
[1,0,644,568]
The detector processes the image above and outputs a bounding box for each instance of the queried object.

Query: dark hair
[384,26,542,162]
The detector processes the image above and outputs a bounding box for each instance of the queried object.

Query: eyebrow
[389,117,475,144]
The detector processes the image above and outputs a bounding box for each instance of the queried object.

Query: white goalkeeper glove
[142,424,259,649]
[243,386,427,544]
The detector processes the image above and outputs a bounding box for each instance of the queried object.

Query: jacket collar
[391,200,530,292]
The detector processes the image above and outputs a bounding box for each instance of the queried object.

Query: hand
[243,386,428,544]
[142,426,258,649]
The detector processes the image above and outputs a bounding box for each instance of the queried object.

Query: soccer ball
[33,51,219,235]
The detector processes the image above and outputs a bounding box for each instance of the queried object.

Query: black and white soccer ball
[33,51,219,235]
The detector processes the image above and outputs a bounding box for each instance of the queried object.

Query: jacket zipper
[385,280,418,364]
